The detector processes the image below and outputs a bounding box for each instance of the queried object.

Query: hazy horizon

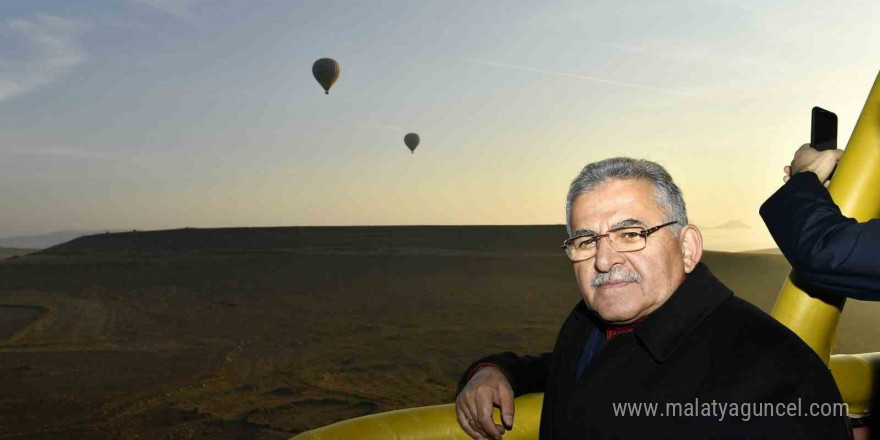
[0,217,764,236]
[2,1,877,241]
[0,221,778,253]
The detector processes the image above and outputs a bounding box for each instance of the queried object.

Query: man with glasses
[454,157,849,439]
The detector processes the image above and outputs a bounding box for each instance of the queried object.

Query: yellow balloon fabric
[830,353,880,416]
[290,393,544,440]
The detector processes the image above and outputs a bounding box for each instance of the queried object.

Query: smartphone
[811,106,837,151]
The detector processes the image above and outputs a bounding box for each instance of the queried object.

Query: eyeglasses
[561,221,679,262]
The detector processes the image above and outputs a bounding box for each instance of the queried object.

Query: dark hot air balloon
[404,133,420,154]
[312,58,340,95]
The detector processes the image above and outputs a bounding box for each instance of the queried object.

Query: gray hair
[565,157,688,236]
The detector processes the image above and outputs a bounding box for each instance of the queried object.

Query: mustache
[591,267,642,288]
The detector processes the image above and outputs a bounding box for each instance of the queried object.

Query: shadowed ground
[0,248,36,259]
[0,226,876,439]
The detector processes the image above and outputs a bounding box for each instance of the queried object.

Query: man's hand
[455,366,515,440]
[783,143,843,187]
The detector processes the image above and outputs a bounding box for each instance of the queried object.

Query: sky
[1,0,878,250]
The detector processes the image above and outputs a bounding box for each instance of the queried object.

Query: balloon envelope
[404,133,420,153]
[312,58,340,94]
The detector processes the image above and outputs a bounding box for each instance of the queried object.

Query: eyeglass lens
[566,228,645,259]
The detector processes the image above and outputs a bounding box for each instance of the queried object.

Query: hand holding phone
[783,108,841,185]
[786,144,842,186]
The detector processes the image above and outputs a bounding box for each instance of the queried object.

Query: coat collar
[574,262,733,363]
[635,262,732,362]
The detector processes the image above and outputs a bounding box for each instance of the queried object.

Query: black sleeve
[743,379,853,440]
[455,352,553,397]
[743,324,853,440]
[772,360,853,440]
[759,171,880,300]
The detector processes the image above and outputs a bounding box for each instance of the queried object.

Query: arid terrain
[0,248,36,259]
[1,226,878,439]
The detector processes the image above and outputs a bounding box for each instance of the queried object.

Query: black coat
[760,171,880,299]
[458,263,850,439]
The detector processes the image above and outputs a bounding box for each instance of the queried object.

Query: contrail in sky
[1,146,112,159]
[358,122,406,133]
[463,58,696,97]
[129,0,201,19]
[0,15,88,103]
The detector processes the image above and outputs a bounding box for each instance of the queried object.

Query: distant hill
[0,230,122,249]
[24,225,781,257]
[744,248,783,255]
[714,220,751,229]
[33,225,573,256]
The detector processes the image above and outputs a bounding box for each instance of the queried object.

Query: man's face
[569,178,686,324]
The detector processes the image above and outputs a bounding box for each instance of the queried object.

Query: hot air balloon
[312,58,340,95]
[404,133,420,154]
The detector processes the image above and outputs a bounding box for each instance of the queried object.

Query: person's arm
[456,351,552,397]
[760,171,880,299]
[454,352,552,440]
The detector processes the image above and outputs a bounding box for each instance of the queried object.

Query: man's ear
[679,224,703,273]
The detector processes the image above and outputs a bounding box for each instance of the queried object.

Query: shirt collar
[605,317,645,341]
